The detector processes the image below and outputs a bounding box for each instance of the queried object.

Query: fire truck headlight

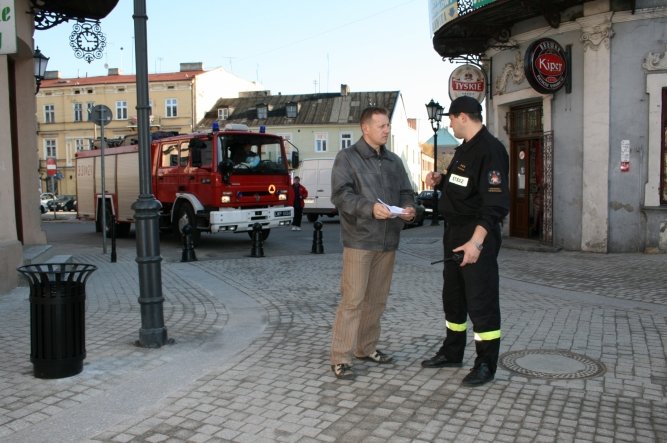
[221,195,231,203]
[278,194,287,201]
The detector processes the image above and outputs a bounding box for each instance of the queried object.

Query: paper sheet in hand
[377,199,405,217]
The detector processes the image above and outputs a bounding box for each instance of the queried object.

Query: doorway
[507,103,545,240]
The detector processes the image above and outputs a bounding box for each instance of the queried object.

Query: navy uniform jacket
[438,125,509,232]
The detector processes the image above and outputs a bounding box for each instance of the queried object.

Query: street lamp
[426,99,443,226]
[33,47,49,94]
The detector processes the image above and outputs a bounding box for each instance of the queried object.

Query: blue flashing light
[259,125,266,134]
[212,121,220,131]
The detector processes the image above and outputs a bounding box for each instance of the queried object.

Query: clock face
[76,30,100,52]
[69,23,107,63]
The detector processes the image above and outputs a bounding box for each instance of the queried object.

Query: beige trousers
[330,247,396,364]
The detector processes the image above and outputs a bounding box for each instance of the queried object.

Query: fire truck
[75,124,299,244]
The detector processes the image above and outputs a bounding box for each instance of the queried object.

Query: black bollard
[250,223,265,257]
[110,215,117,263]
[181,224,198,262]
[311,221,324,254]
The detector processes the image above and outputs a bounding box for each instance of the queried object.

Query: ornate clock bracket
[29,0,115,63]
[70,22,107,63]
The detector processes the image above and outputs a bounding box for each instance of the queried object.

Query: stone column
[576,11,614,252]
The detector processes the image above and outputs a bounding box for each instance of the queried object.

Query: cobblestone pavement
[0,225,665,442]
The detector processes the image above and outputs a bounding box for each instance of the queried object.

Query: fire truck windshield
[219,135,287,174]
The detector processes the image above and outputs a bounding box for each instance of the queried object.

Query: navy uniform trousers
[440,221,502,372]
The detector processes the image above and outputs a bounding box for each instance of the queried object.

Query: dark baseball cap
[443,96,482,116]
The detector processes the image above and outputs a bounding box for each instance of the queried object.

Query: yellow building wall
[36,77,196,197]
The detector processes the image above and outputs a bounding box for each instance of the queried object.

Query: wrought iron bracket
[29,0,114,30]
[30,0,70,30]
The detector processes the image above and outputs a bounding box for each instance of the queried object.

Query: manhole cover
[499,349,606,379]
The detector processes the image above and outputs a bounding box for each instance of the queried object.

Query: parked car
[417,190,441,215]
[40,192,56,213]
[47,195,77,212]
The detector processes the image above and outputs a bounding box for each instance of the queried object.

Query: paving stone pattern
[0,226,665,442]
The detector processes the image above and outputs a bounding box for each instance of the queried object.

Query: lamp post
[33,47,49,94]
[426,99,443,226]
[132,0,169,348]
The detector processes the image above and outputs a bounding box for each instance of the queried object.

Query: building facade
[197,86,425,192]
[430,0,667,252]
[36,64,262,196]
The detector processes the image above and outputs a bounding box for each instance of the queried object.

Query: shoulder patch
[488,170,502,185]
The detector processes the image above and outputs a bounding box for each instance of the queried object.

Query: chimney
[44,71,60,80]
[407,118,417,130]
[108,68,121,76]
[180,62,203,72]
[341,84,350,96]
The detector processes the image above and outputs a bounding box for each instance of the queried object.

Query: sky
[34,0,457,139]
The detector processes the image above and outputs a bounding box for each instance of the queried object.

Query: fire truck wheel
[247,229,271,241]
[174,203,201,246]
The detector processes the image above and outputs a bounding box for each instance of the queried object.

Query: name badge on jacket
[449,174,469,187]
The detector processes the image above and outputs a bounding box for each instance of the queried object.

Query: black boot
[461,339,499,387]
[421,331,465,368]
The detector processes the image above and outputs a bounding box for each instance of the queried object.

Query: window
[340,132,353,150]
[44,104,55,123]
[257,104,268,120]
[179,141,190,167]
[661,87,667,204]
[218,107,229,120]
[315,133,328,152]
[644,73,666,207]
[75,139,86,151]
[161,143,179,167]
[116,101,128,120]
[87,102,95,120]
[166,98,178,117]
[286,102,298,118]
[45,139,56,158]
[73,103,83,122]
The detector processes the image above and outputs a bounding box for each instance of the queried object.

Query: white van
[298,158,337,222]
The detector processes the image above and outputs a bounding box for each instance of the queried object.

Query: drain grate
[499,349,606,379]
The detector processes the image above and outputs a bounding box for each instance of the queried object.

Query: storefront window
[662,88,667,204]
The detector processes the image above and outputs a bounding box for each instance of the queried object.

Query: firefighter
[420,96,510,387]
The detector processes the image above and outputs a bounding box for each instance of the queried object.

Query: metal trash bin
[17,263,97,379]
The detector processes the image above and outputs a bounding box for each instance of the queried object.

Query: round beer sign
[524,38,567,94]
[448,64,486,103]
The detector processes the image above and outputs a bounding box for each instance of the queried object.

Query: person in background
[329,106,416,379]
[420,95,510,387]
[231,143,258,167]
[291,176,308,231]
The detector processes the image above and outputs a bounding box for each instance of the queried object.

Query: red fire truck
[76,124,299,244]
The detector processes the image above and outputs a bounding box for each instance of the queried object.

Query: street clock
[69,22,107,63]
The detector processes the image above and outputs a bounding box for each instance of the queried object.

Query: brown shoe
[356,350,393,364]
[331,363,354,379]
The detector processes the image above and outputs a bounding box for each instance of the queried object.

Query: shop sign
[448,64,486,103]
[0,0,16,55]
[524,38,567,94]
